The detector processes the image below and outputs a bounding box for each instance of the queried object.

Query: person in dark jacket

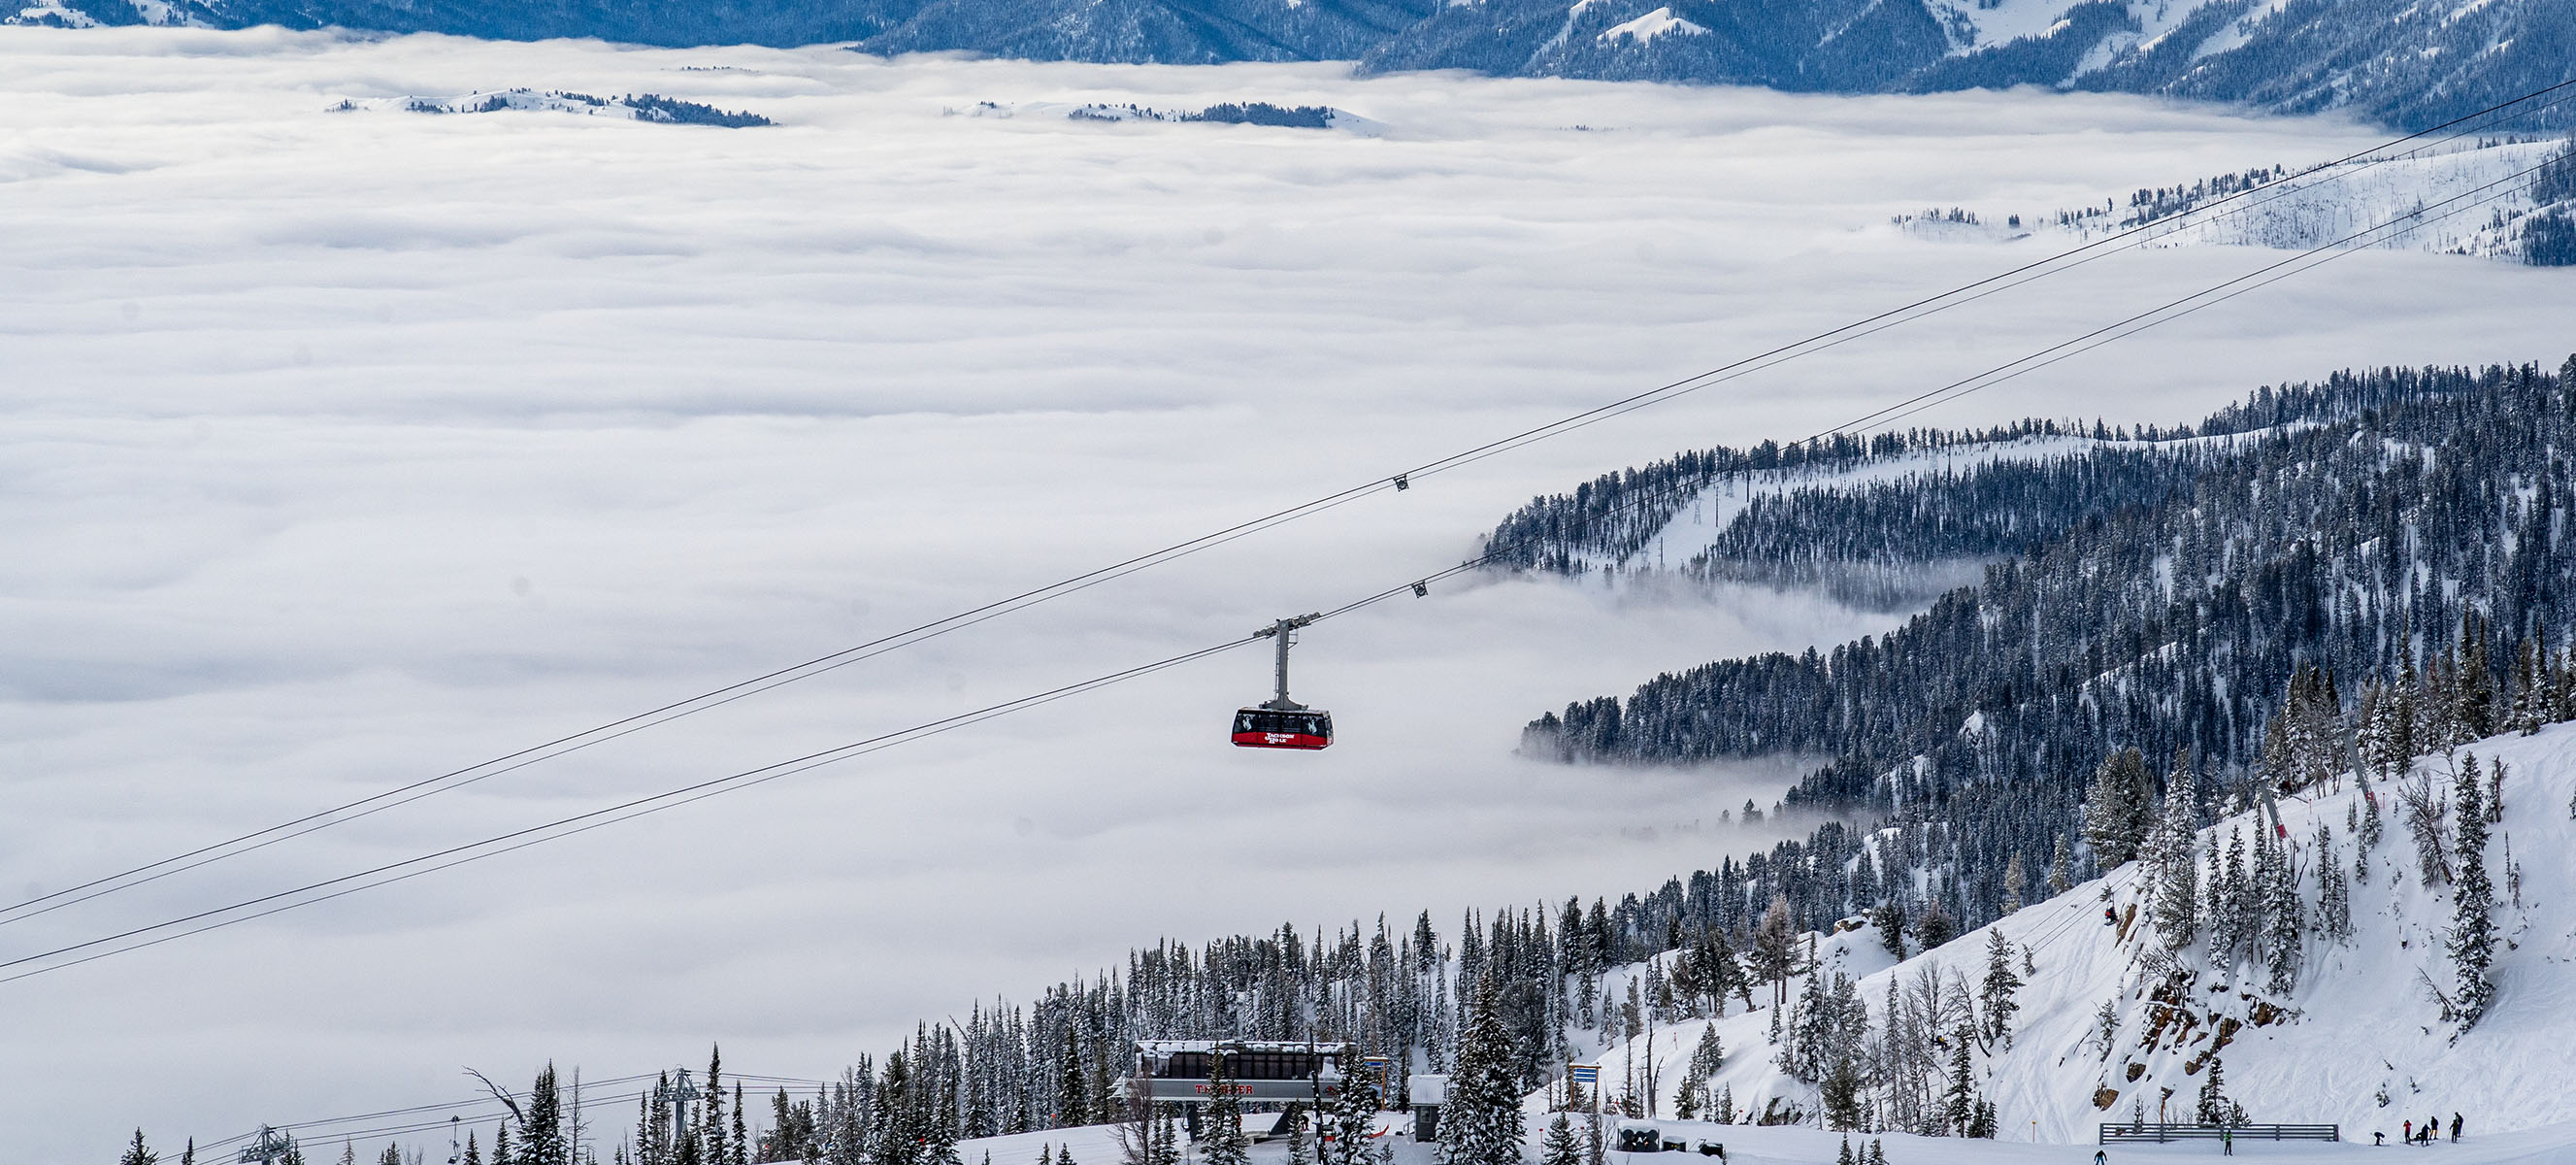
[2451,1114,2462,1143]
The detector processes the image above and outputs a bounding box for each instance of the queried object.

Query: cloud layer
[4,26,2574,1164]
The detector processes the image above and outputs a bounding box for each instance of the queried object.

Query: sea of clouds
[5,25,2575,1163]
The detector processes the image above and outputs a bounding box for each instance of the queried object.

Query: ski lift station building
[1120,1040,1359,1106]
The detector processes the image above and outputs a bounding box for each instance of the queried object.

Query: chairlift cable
[15,78,2569,931]
[6,83,2571,975]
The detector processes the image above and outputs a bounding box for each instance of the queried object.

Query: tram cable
[196,1069,826,1153]
[6,78,2571,962]
[5,141,2561,987]
[1823,152,2570,440]
[0,637,1266,985]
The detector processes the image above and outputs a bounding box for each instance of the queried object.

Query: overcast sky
[4,26,2574,1164]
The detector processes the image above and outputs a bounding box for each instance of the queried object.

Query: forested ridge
[1518,358,2576,926]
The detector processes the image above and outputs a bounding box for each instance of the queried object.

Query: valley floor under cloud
[5,26,2576,1164]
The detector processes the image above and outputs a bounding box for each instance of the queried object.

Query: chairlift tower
[659,1069,701,1150]
[237,1127,297,1165]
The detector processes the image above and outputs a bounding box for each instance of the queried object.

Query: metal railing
[2099,1123,2338,1144]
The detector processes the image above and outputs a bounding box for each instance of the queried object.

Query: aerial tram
[1232,614,1333,749]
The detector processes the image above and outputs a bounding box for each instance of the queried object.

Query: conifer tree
[2047,835,2074,895]
[1868,901,1906,961]
[1538,1115,1580,1165]
[2195,1056,2231,1125]
[2451,755,2498,1028]
[2262,827,2304,993]
[120,1130,158,1165]
[1056,1030,1089,1128]
[1318,1063,1377,1165]
[2317,823,2352,944]
[1202,1054,1248,1165]
[1446,975,1526,1165]
[2147,786,2201,950]
[1912,903,1956,951]
[1283,1105,1309,1165]
[521,1064,567,1165]
[1978,929,2021,1046]
[705,1049,728,1165]
[2081,749,2155,866]
[181,1140,194,1165]
[731,1084,751,1165]
[1941,1024,1975,1137]
[1820,1057,1866,1133]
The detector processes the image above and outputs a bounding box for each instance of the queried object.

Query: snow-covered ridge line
[1551,721,2576,1149]
[1897,136,2576,265]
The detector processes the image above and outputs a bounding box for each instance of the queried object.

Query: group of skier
[2383,1112,2464,1146]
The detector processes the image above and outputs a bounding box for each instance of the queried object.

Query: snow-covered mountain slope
[1567,720,2576,1149]
[1354,0,2576,132]
[11,0,2573,135]
[1899,138,2576,266]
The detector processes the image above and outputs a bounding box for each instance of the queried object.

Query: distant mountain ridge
[16,0,2575,132]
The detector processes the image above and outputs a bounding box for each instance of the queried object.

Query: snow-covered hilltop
[1566,720,2576,1148]
[327,88,773,127]
[1897,137,2576,267]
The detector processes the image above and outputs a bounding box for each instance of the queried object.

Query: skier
[2095,1151,2107,1165]
[2451,1114,2461,1143]
[2403,1119,2412,1145]
[2221,1127,2233,1155]
[2373,1132,2385,1146]
[2103,908,2118,926]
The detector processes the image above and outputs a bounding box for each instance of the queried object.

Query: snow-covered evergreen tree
[1978,930,2021,1047]
[1939,1025,1975,1137]
[2262,826,2305,993]
[1444,975,1526,1165]
[2147,784,2201,950]
[2195,1055,2232,1124]
[1201,1053,1247,1165]
[1318,1064,1375,1165]
[2450,753,2497,1028]
[2316,822,2352,944]
[2081,748,2156,866]
[1537,1115,1579,1165]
